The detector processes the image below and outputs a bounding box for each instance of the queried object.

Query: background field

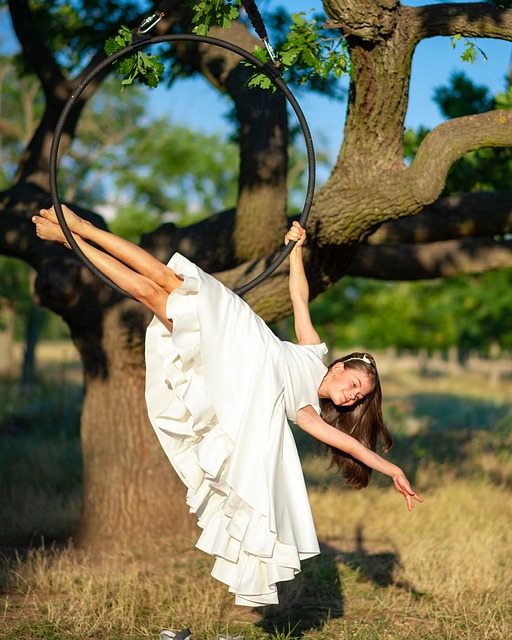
[0,343,511,640]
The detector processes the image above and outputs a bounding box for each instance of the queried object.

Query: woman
[32,208,422,607]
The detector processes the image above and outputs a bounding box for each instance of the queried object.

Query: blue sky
[142,0,511,171]
[1,1,511,173]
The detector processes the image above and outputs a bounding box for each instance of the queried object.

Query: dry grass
[1,479,510,639]
[1,345,511,639]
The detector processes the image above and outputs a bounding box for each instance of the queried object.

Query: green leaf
[451,35,487,64]
[105,25,165,91]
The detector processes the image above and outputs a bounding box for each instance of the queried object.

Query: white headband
[344,354,372,366]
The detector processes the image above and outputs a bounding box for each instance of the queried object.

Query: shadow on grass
[257,548,345,637]
[330,524,397,587]
[0,378,83,547]
[256,524,410,637]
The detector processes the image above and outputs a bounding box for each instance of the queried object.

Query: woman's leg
[32,209,180,326]
[35,206,181,291]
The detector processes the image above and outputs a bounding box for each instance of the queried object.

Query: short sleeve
[282,342,328,423]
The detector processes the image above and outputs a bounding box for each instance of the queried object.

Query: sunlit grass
[1,478,510,639]
[0,345,511,639]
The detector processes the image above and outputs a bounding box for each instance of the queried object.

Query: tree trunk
[3,1,512,553]
[73,299,195,550]
[0,306,16,377]
[21,302,42,386]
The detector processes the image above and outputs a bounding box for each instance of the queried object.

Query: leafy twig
[104,25,164,90]
[450,34,488,64]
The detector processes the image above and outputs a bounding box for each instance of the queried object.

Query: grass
[0,346,511,639]
[0,369,83,547]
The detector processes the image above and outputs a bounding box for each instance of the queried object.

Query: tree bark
[74,300,195,549]
[348,238,512,280]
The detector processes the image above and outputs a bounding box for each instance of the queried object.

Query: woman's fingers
[393,475,424,511]
[286,222,306,245]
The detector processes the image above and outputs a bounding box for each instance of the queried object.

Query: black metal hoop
[49,34,316,297]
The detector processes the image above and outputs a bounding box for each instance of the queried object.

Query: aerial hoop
[49,33,316,297]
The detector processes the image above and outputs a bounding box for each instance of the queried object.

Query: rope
[49,35,315,298]
[155,0,182,13]
[240,0,268,41]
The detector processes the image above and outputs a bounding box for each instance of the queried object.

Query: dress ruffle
[145,254,323,607]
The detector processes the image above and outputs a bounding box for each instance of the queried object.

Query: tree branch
[407,111,512,205]
[7,0,66,94]
[347,238,512,280]
[409,3,512,41]
[369,190,512,244]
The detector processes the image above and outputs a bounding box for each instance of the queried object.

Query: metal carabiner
[263,38,277,65]
[136,11,164,35]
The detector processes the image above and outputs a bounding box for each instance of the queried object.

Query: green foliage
[56,75,147,206]
[105,25,164,89]
[58,74,239,227]
[104,1,245,90]
[16,1,145,74]
[105,121,239,238]
[246,13,349,93]
[437,74,512,194]
[312,271,512,353]
[403,125,429,161]
[444,145,512,194]
[494,86,512,111]
[279,12,349,82]
[190,0,241,36]
[450,34,488,64]
[0,257,33,328]
[0,374,82,545]
[411,72,512,194]
[0,57,44,188]
[434,72,493,119]
[103,5,348,97]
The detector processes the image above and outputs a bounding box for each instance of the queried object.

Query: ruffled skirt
[145,254,320,606]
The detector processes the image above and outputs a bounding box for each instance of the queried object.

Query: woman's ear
[332,362,345,375]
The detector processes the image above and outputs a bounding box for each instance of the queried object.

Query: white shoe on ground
[160,629,192,640]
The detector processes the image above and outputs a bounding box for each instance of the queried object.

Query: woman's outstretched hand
[392,472,424,512]
[285,221,306,247]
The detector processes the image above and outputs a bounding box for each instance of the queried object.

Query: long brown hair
[320,352,392,489]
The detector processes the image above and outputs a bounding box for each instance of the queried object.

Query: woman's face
[325,363,373,407]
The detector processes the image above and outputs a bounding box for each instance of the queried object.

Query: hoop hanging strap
[240,0,268,41]
[137,0,184,34]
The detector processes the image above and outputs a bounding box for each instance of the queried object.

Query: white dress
[145,253,328,607]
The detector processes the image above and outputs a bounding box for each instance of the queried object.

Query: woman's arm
[296,405,423,511]
[285,222,321,345]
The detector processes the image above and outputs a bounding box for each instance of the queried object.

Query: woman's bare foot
[32,205,87,247]
[32,211,69,246]
[41,205,85,233]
